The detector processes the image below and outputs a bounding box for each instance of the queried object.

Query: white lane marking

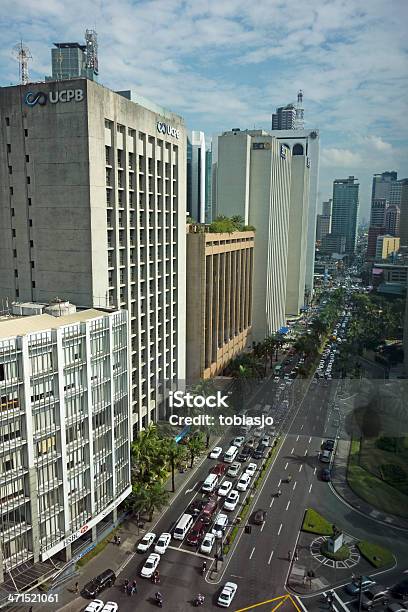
[309,483,313,493]
[300,424,304,430]
[299,464,303,472]
[260,521,266,532]
[286,501,291,511]
[284,462,288,470]
[293,481,297,490]
[185,483,198,495]
[304,449,308,456]
[268,550,274,565]
[313,467,317,475]
[249,546,255,559]
[278,523,283,535]
[167,545,211,559]
[294,596,309,612]
[321,439,324,445]
[291,447,295,454]
[308,436,312,443]
[230,574,244,579]
[270,498,275,508]
[296,435,300,441]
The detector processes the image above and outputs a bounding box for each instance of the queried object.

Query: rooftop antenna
[13,41,32,85]
[85,29,98,75]
[294,89,304,129]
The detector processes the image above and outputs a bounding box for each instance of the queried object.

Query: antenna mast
[13,41,32,85]
[294,89,304,129]
[85,29,98,76]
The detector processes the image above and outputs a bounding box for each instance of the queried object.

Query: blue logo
[24,91,47,106]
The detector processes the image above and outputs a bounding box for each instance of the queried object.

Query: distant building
[186,227,254,380]
[272,104,296,130]
[367,226,387,258]
[187,131,206,223]
[322,199,332,217]
[316,214,331,242]
[400,180,408,247]
[0,306,130,589]
[331,176,359,254]
[205,148,213,223]
[370,198,387,227]
[403,287,408,376]
[375,235,400,260]
[320,233,346,255]
[371,171,398,202]
[385,204,400,237]
[48,32,98,82]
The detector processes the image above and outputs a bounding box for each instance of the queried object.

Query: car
[209,447,222,459]
[238,447,252,462]
[232,436,245,447]
[260,436,271,447]
[245,463,257,477]
[391,578,408,600]
[227,462,241,478]
[82,569,116,598]
[246,438,255,448]
[320,450,331,463]
[200,532,216,554]
[361,587,389,609]
[212,513,228,537]
[186,518,206,546]
[345,576,376,595]
[218,480,233,497]
[212,462,227,476]
[218,581,238,607]
[224,490,240,511]
[237,472,251,491]
[154,532,171,554]
[324,439,335,451]
[84,601,104,612]
[101,603,118,612]
[187,499,205,517]
[253,509,267,525]
[137,532,156,552]
[253,444,266,459]
[321,468,331,482]
[140,552,161,578]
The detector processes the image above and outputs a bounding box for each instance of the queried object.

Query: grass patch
[348,439,408,519]
[302,509,334,536]
[357,540,394,568]
[76,530,119,567]
[321,542,350,561]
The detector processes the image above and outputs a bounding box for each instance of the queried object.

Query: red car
[186,518,206,546]
[211,463,227,476]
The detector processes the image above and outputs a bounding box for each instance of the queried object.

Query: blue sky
[1,0,407,219]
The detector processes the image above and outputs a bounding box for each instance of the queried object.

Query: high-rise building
[274,129,320,296]
[216,129,292,341]
[370,198,387,227]
[0,305,130,587]
[316,214,331,242]
[322,199,332,217]
[331,176,360,255]
[186,227,254,381]
[375,235,400,260]
[385,204,400,236]
[400,180,408,248]
[0,78,186,435]
[187,131,206,223]
[390,180,403,206]
[48,32,98,82]
[320,233,346,255]
[371,171,398,202]
[367,226,387,258]
[205,148,213,223]
[285,152,310,316]
[272,104,296,130]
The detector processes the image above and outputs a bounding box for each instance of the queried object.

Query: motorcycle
[194,595,205,606]
[155,593,163,608]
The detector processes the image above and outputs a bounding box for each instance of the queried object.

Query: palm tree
[186,432,205,468]
[145,481,170,521]
[163,439,188,492]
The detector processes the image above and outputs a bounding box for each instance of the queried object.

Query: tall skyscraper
[316,199,332,242]
[400,180,408,247]
[385,204,400,236]
[187,131,206,223]
[371,171,398,202]
[331,176,360,255]
[322,198,332,217]
[370,198,387,227]
[216,129,292,341]
[48,31,98,81]
[0,78,186,435]
[272,104,296,130]
[205,148,213,223]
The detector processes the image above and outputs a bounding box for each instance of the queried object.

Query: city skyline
[0,0,407,218]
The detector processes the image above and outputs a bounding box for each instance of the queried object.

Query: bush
[302,509,334,536]
[380,463,407,486]
[320,542,350,561]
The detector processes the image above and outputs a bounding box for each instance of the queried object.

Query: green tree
[163,438,188,492]
[186,432,206,468]
[145,481,170,521]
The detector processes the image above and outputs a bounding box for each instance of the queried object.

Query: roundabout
[310,535,360,569]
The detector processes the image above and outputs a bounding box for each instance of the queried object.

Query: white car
[245,463,257,477]
[101,603,118,612]
[154,532,171,554]
[218,480,233,497]
[212,513,228,537]
[200,532,216,554]
[85,601,104,612]
[232,436,245,447]
[218,582,238,607]
[137,532,156,552]
[141,552,161,578]
[209,446,222,459]
[227,462,241,478]
[224,490,240,511]
[237,472,251,491]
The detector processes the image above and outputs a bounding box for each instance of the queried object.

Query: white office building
[0,305,131,591]
[216,129,292,341]
[0,79,186,434]
[187,130,206,223]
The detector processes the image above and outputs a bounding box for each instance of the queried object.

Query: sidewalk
[331,437,408,531]
[55,453,210,612]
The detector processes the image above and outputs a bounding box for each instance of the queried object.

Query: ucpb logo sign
[24,89,84,107]
[157,121,180,140]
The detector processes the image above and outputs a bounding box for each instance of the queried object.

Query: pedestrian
[132,579,137,592]
[127,584,132,596]
[113,535,118,545]
[75,582,79,594]
[117,536,121,545]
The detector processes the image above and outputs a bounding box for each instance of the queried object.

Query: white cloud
[362,136,393,153]
[321,148,362,168]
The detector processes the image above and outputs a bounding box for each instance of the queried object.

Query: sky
[1,0,407,220]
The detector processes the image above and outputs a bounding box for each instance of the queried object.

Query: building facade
[331,176,360,255]
[0,307,130,588]
[0,79,186,434]
[371,171,398,202]
[187,131,206,224]
[370,198,387,227]
[385,204,400,237]
[205,148,213,223]
[271,104,296,130]
[215,129,292,341]
[48,37,98,82]
[400,180,408,247]
[320,233,346,255]
[316,214,331,242]
[375,235,400,260]
[186,228,254,381]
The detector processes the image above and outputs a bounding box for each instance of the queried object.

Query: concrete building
[320,233,346,255]
[205,148,213,223]
[0,78,186,434]
[375,235,400,260]
[187,131,206,223]
[215,129,292,341]
[186,227,254,381]
[403,287,408,377]
[322,199,332,217]
[371,171,398,202]
[331,176,359,255]
[316,214,331,242]
[271,104,296,130]
[373,262,408,285]
[0,305,130,591]
[400,180,408,247]
[274,129,320,297]
[367,225,387,258]
[385,204,400,236]
[370,198,387,227]
[47,33,98,82]
[285,153,310,316]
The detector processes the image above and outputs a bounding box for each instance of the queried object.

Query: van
[173,513,195,540]
[201,473,219,493]
[223,445,238,464]
[82,569,116,598]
